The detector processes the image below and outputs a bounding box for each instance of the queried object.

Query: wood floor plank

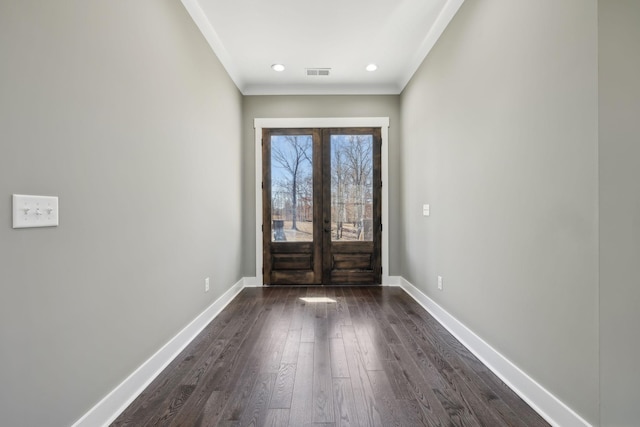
[346,303,384,371]
[380,358,414,401]
[361,287,402,346]
[341,325,384,427]
[332,378,359,427]
[288,342,315,426]
[144,339,228,427]
[190,390,223,427]
[197,366,255,427]
[237,372,276,427]
[313,311,335,423]
[326,293,343,339]
[281,328,301,365]
[389,341,479,426]
[397,291,549,427]
[330,337,350,379]
[287,289,307,332]
[300,291,317,343]
[388,294,510,426]
[269,363,296,409]
[112,298,256,427]
[368,369,436,427]
[364,290,475,424]
[112,287,550,427]
[169,289,286,426]
[145,303,267,427]
[209,299,287,424]
[335,291,353,327]
[262,329,289,374]
[264,408,290,427]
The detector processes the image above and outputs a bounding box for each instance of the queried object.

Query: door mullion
[312,128,324,284]
[321,129,333,284]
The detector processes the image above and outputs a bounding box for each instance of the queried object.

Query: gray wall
[0,1,243,426]
[241,95,401,276]
[399,0,599,424]
[599,1,640,425]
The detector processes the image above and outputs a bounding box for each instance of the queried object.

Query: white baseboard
[398,277,592,427]
[71,278,246,427]
[242,276,261,287]
[382,275,402,286]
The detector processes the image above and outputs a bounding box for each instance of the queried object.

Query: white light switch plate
[423,204,430,216]
[13,194,59,228]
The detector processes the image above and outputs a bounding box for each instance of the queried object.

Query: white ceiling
[181,0,464,95]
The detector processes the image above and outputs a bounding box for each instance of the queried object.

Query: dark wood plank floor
[112,287,549,427]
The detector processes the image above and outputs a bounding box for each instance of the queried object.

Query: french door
[262,127,382,285]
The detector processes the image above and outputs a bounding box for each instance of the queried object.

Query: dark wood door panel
[332,253,372,270]
[270,270,316,284]
[271,253,313,270]
[328,244,376,285]
[270,242,315,253]
[330,241,375,253]
[330,271,375,284]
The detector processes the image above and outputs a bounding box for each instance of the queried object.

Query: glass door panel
[330,134,374,242]
[270,135,313,242]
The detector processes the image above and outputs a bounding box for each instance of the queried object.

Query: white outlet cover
[13,194,59,228]
[423,204,430,216]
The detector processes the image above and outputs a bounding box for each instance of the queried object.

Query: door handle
[324,227,331,233]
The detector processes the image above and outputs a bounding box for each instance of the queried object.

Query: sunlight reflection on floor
[299,297,336,303]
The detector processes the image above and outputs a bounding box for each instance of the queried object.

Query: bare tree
[298,174,313,222]
[271,135,312,231]
[343,135,373,224]
[332,145,346,239]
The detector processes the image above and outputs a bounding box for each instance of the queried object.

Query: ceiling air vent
[306,68,331,76]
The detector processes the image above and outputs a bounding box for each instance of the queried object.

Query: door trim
[254,117,390,286]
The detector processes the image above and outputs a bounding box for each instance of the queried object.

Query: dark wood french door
[262,127,382,285]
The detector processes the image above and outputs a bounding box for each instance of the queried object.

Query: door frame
[254,117,390,286]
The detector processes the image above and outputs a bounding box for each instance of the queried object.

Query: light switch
[423,204,430,216]
[13,194,59,228]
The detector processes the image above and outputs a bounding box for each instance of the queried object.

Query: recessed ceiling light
[271,63,285,72]
[366,64,378,72]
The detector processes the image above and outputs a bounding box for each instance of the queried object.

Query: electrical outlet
[437,275,443,291]
[205,277,210,292]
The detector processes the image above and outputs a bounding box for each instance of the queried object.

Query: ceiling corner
[181,0,245,91]
[397,0,466,92]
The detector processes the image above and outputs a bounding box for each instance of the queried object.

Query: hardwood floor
[112,287,549,427]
